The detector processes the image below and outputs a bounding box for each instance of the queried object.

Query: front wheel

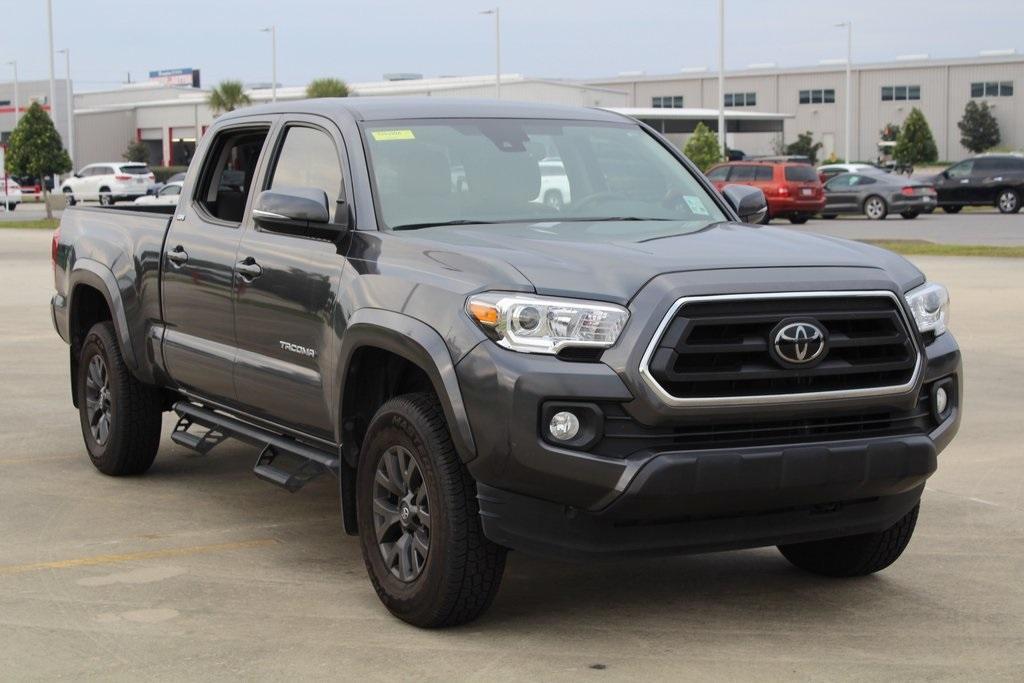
[77,322,163,475]
[942,205,962,214]
[779,503,919,577]
[997,189,1021,214]
[356,392,507,628]
[821,214,837,220]
[863,195,888,220]
[900,211,919,219]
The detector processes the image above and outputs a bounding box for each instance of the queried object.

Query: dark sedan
[821,172,936,220]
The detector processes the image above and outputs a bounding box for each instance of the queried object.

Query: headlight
[904,282,950,336]
[466,292,629,354]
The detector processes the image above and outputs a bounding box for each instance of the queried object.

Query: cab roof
[218,96,632,124]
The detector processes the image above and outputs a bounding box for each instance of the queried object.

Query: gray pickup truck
[51,98,961,627]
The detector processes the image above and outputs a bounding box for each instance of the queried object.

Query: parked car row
[704,153,1024,221]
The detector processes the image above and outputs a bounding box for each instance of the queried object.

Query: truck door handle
[166,246,189,266]
[236,257,263,281]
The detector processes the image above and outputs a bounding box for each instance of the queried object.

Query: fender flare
[68,258,140,372]
[336,309,477,463]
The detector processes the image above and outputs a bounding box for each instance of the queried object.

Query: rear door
[231,115,350,439]
[161,117,275,406]
[971,157,1006,204]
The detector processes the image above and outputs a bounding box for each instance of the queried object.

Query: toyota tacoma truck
[51,98,961,628]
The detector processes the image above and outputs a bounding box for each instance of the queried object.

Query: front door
[938,160,973,205]
[232,117,350,439]
[824,174,857,212]
[161,120,275,406]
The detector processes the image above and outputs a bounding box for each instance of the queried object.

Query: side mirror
[74,173,82,179]
[252,187,352,239]
[721,184,768,224]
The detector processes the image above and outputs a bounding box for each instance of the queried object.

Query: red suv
[706,161,825,223]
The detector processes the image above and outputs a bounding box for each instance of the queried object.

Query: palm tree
[306,78,349,98]
[208,80,252,115]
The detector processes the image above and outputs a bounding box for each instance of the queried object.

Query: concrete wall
[587,57,1024,162]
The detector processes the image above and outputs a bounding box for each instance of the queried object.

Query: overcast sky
[2,0,1021,91]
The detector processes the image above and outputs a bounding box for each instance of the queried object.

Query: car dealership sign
[148,68,201,87]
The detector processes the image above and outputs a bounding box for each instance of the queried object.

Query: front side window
[362,118,727,232]
[728,165,758,181]
[706,166,730,181]
[267,126,344,221]
[947,160,973,179]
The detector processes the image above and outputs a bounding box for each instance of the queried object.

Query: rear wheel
[942,205,962,214]
[997,189,1021,214]
[99,187,113,206]
[788,215,809,224]
[62,187,76,206]
[356,392,507,628]
[779,503,919,577]
[821,214,837,220]
[77,322,163,476]
[863,195,888,220]
[900,211,919,219]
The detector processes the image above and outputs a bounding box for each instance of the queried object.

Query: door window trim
[189,119,276,229]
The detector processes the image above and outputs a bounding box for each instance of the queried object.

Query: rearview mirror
[721,184,768,224]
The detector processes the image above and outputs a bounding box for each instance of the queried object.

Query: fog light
[549,411,581,441]
[935,386,948,415]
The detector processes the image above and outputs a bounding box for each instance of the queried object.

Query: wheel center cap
[400,505,411,523]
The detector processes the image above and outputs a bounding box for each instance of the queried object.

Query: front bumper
[457,289,961,557]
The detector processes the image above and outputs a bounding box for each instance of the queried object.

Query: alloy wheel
[999,191,1018,213]
[865,197,885,219]
[84,355,113,445]
[372,445,431,582]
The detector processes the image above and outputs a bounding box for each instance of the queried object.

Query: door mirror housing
[721,184,768,224]
[252,187,350,237]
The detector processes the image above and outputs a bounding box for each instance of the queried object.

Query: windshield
[362,118,727,230]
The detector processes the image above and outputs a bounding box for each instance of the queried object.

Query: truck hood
[411,220,923,304]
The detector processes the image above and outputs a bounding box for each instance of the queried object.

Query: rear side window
[195,127,270,224]
[784,165,818,182]
[267,126,344,221]
[754,166,773,181]
[729,165,757,181]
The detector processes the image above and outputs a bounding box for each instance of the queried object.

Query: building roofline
[582,53,1024,84]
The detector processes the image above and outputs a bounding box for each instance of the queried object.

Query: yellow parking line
[0,538,277,576]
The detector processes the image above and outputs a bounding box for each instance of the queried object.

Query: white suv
[61,163,155,206]
[1,175,23,210]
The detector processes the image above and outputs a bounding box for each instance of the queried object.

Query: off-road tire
[356,392,506,628]
[778,503,919,577]
[77,321,163,475]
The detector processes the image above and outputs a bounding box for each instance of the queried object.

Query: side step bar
[172,401,340,492]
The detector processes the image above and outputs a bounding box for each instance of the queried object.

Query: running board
[172,401,340,492]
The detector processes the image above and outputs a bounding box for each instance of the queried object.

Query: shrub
[122,140,149,163]
[683,123,722,172]
[894,108,938,165]
[784,131,823,164]
[958,100,1001,154]
[306,78,349,98]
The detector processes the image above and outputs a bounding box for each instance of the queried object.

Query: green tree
[958,100,1001,154]
[879,122,901,142]
[3,101,71,219]
[207,80,252,115]
[894,108,938,166]
[784,131,823,164]
[122,140,149,163]
[306,77,349,98]
[683,122,722,172]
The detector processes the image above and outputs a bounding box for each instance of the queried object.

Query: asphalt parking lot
[1,227,1022,680]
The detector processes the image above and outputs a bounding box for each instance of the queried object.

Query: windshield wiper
[551,216,681,222]
[391,219,495,231]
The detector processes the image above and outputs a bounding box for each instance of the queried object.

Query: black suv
[932,154,1024,213]
[51,98,961,627]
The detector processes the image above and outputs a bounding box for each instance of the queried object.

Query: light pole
[47,0,58,189]
[836,21,852,162]
[479,8,501,99]
[5,60,17,126]
[260,26,277,102]
[57,49,74,168]
[717,0,726,157]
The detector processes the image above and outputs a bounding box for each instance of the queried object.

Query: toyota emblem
[770,320,827,366]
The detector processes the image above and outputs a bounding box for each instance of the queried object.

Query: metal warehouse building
[584,54,1024,161]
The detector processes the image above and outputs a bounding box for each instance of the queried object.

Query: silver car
[821,172,936,220]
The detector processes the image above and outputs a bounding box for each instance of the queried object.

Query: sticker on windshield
[371,129,416,141]
[684,195,709,215]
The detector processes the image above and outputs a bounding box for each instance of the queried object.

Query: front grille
[642,292,920,403]
[592,386,936,459]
